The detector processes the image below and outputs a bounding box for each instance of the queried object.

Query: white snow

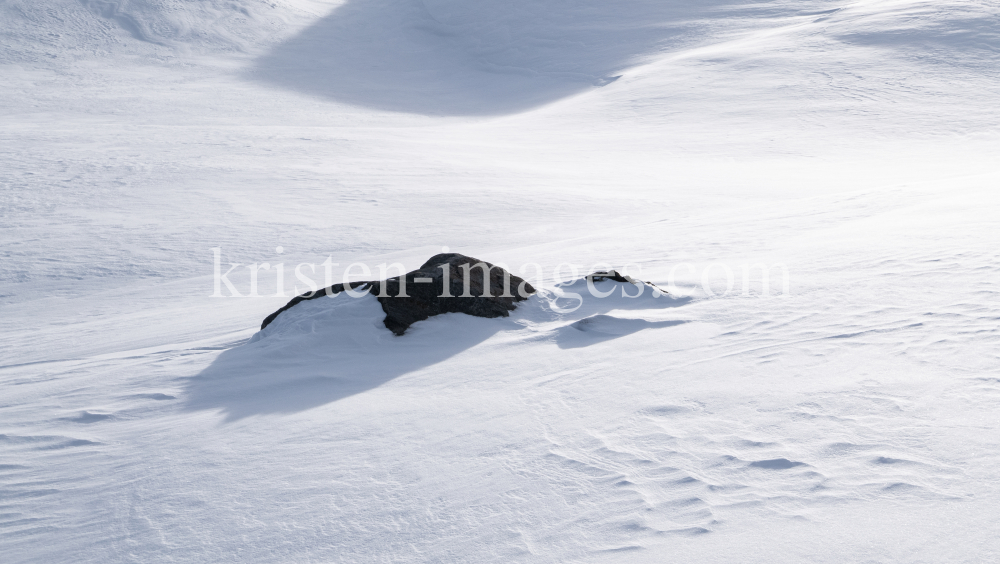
[2,0,999,562]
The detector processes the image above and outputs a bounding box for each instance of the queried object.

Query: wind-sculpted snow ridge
[3,0,998,116]
[251,0,1000,115]
[250,0,725,115]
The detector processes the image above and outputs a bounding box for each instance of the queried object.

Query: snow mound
[188,278,690,420]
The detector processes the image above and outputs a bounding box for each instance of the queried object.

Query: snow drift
[3,0,1000,562]
[189,276,689,420]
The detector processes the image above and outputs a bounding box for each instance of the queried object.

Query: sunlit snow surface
[2,0,1000,562]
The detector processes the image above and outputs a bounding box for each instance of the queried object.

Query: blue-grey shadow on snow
[556,315,688,349]
[185,282,691,421]
[248,0,727,115]
[185,324,506,421]
[184,295,510,421]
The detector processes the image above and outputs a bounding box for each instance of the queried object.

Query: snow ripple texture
[2,0,999,563]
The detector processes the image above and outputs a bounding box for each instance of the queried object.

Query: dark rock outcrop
[586,269,633,283]
[260,253,535,335]
[374,253,536,335]
[587,269,669,295]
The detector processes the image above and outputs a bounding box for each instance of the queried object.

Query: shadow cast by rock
[185,275,693,421]
[556,315,689,349]
[185,295,513,421]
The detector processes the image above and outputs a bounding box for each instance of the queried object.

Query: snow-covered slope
[0,0,319,61]
[1,0,999,562]
[252,0,1000,115]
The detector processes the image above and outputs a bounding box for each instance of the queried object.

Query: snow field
[2,0,999,562]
